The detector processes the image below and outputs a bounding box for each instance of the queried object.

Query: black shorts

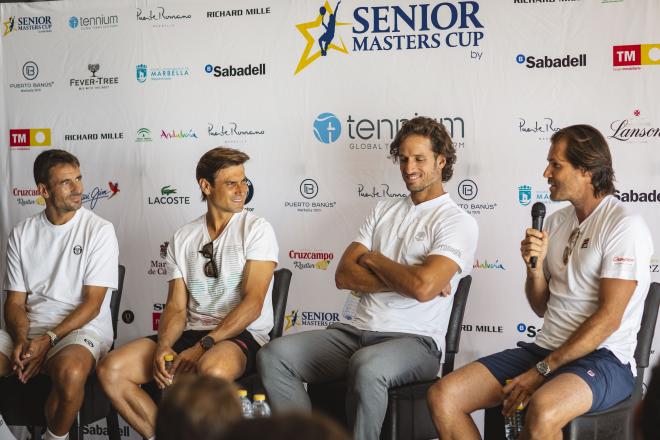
[146,329,261,377]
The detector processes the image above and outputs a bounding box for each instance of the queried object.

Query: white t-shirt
[166,211,279,346]
[352,194,479,355]
[536,195,653,373]
[4,207,119,349]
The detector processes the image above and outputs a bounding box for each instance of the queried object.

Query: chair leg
[69,417,80,440]
[106,407,122,440]
[29,426,42,440]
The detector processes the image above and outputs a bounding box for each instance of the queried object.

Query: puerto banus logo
[294,1,350,74]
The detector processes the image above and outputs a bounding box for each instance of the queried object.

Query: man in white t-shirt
[0,149,119,440]
[97,147,278,439]
[258,117,478,440]
[428,124,654,439]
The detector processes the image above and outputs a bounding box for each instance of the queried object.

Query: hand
[439,282,452,297]
[153,345,176,389]
[11,339,27,374]
[18,335,51,383]
[171,344,204,376]
[501,368,545,416]
[520,228,548,273]
[357,251,372,269]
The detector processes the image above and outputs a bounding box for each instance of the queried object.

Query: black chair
[484,281,660,440]
[0,265,126,440]
[132,267,293,439]
[308,275,473,440]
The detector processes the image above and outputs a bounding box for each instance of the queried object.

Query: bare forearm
[524,270,549,317]
[335,263,391,293]
[5,303,29,342]
[157,308,187,348]
[363,253,444,302]
[50,301,103,339]
[545,310,619,371]
[207,298,262,342]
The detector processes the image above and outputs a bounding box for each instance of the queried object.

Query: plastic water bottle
[252,394,271,417]
[164,354,174,385]
[503,380,524,439]
[342,290,361,321]
[238,390,254,418]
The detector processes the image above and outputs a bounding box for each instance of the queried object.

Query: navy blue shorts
[477,342,635,412]
[146,329,261,376]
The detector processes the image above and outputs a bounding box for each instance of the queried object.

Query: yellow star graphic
[294,1,350,75]
[3,17,15,37]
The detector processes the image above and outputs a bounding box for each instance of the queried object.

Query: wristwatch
[199,335,215,351]
[45,330,59,347]
[535,360,551,377]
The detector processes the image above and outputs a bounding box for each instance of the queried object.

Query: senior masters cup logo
[294,1,350,75]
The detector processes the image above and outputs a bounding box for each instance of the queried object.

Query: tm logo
[313,112,341,143]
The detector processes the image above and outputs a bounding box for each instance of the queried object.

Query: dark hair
[550,124,615,197]
[219,412,351,440]
[155,374,242,440]
[196,147,250,201]
[33,149,80,186]
[389,116,456,182]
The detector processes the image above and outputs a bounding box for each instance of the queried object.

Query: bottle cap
[164,354,174,362]
[238,390,248,397]
[253,394,266,401]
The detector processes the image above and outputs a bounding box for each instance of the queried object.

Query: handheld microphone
[530,202,546,269]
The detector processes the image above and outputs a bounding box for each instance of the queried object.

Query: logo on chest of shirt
[414,231,426,241]
[581,238,590,249]
[73,245,83,255]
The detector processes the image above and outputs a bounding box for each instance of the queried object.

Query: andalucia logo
[294,1,350,75]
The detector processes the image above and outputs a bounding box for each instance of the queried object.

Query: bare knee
[51,362,88,399]
[197,360,235,380]
[97,353,126,388]
[525,395,562,437]
[428,376,465,415]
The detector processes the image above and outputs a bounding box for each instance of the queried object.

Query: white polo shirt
[4,207,119,348]
[166,211,279,346]
[537,195,653,373]
[351,194,479,355]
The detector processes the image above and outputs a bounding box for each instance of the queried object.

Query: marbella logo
[516,53,587,69]
[147,185,191,205]
[608,109,660,143]
[284,309,340,331]
[288,250,334,270]
[82,181,120,210]
[613,44,660,70]
[68,14,118,30]
[9,128,51,149]
[136,64,189,82]
[518,184,559,206]
[69,64,119,90]
[294,1,350,75]
[136,128,152,142]
[3,16,53,37]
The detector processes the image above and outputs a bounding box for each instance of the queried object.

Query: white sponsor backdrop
[1,0,659,437]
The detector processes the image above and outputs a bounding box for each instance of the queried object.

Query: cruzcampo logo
[294,1,350,75]
[161,185,177,196]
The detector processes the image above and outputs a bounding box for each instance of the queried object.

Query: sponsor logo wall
[1,0,659,437]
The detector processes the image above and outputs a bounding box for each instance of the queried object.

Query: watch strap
[45,330,59,347]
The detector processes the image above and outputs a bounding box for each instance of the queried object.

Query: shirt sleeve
[428,212,479,274]
[4,227,26,293]
[354,204,380,250]
[600,215,653,281]
[84,223,119,289]
[166,233,183,281]
[246,219,279,263]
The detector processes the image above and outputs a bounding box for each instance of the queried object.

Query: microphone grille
[531,202,546,217]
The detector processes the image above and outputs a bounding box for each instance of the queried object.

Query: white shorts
[0,327,107,364]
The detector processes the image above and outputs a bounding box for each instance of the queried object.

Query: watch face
[537,361,550,376]
[200,336,214,350]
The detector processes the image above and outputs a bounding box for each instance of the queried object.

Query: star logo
[284,310,300,330]
[3,16,15,37]
[294,1,350,75]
